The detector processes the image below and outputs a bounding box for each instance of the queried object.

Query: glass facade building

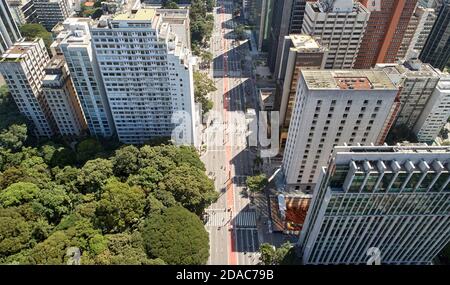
[420,0,450,70]
[299,145,450,265]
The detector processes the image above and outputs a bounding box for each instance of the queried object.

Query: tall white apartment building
[55,18,115,138]
[90,8,197,145]
[34,0,71,30]
[301,0,370,69]
[282,70,399,192]
[404,6,438,60]
[376,59,441,130]
[299,145,450,265]
[42,55,87,136]
[414,76,450,143]
[0,39,55,137]
[0,0,21,53]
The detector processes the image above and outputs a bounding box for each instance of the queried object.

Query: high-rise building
[6,0,26,25]
[245,0,274,52]
[55,17,115,138]
[376,59,441,130]
[0,38,55,137]
[298,145,450,265]
[0,0,21,53]
[419,0,443,9]
[278,34,327,149]
[355,0,418,68]
[397,7,421,61]
[33,0,71,30]
[282,70,399,192]
[302,0,370,69]
[268,0,309,75]
[414,75,450,143]
[42,55,87,136]
[90,8,197,145]
[420,0,450,70]
[404,6,438,60]
[21,0,37,24]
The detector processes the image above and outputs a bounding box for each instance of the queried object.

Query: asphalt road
[202,0,260,265]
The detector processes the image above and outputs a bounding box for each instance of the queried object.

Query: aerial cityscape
[0,0,450,267]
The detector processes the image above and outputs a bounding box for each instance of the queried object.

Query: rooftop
[288,34,326,52]
[333,144,450,165]
[0,39,41,62]
[113,8,156,21]
[376,60,440,81]
[302,70,398,90]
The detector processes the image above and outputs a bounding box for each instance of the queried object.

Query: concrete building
[278,34,327,149]
[0,39,55,137]
[55,17,115,138]
[268,0,310,75]
[298,145,450,265]
[420,0,450,70]
[157,8,191,49]
[302,0,370,69]
[34,0,71,30]
[376,59,441,130]
[7,0,26,25]
[282,70,399,192]
[42,55,87,136]
[355,0,418,68]
[397,7,421,61]
[91,8,197,145]
[21,0,38,24]
[0,0,21,53]
[414,75,450,143]
[404,6,438,61]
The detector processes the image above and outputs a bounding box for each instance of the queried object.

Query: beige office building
[278,34,327,149]
[282,70,399,192]
[302,0,370,69]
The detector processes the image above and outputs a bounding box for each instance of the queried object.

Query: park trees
[94,179,146,233]
[77,158,113,193]
[0,140,214,264]
[159,164,217,215]
[142,206,209,265]
[0,124,28,151]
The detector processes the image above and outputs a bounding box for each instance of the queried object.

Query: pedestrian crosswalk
[205,210,230,227]
[234,211,257,228]
[205,210,257,228]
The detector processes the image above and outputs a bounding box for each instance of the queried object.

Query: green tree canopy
[142,206,209,265]
[0,208,33,258]
[246,174,268,193]
[0,85,26,131]
[76,138,103,163]
[111,145,140,178]
[94,179,146,233]
[19,24,52,50]
[162,1,179,9]
[0,124,27,151]
[194,71,216,115]
[258,242,293,265]
[0,182,39,207]
[159,164,217,215]
[77,158,113,193]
